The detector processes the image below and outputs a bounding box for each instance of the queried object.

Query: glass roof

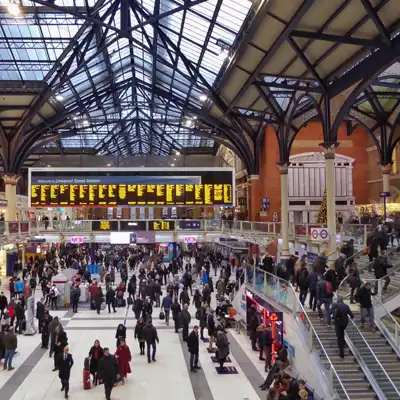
[0,0,251,156]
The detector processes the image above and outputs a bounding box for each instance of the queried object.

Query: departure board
[29,168,235,207]
[148,220,175,231]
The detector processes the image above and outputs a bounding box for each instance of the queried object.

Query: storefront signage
[70,236,84,244]
[310,228,329,241]
[0,199,8,207]
[130,231,156,244]
[178,220,201,230]
[183,236,197,244]
[238,197,247,206]
[8,222,19,234]
[20,222,29,233]
[120,221,147,231]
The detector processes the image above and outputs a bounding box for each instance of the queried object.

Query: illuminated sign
[148,220,175,231]
[183,236,197,244]
[70,236,84,244]
[29,168,235,207]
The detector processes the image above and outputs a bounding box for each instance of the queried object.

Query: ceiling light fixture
[199,94,207,102]
[175,151,181,156]
[55,93,64,101]
[170,163,175,167]
[219,48,229,60]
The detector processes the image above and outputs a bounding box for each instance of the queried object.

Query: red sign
[70,236,84,244]
[20,222,29,233]
[184,236,197,244]
[8,222,19,234]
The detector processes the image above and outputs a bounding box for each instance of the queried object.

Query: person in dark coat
[58,346,73,399]
[0,292,8,320]
[307,271,318,311]
[115,324,126,347]
[193,289,202,310]
[94,286,103,315]
[134,318,146,355]
[171,298,181,333]
[331,296,354,358]
[41,311,53,349]
[36,301,45,333]
[89,339,103,385]
[180,303,191,342]
[198,305,207,340]
[98,348,119,400]
[133,295,143,320]
[106,286,116,313]
[216,330,230,371]
[143,321,159,363]
[260,325,274,371]
[187,326,200,372]
[70,284,81,314]
[53,325,68,371]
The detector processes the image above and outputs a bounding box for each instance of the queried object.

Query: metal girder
[359,0,392,46]
[221,0,314,118]
[256,80,324,93]
[290,30,383,48]
[329,34,400,98]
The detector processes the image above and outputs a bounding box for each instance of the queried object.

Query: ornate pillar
[249,175,260,221]
[278,163,290,262]
[323,145,337,264]
[3,174,20,221]
[381,163,391,193]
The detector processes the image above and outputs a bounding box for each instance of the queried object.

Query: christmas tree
[317,189,327,223]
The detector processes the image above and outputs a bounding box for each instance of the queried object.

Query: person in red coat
[114,339,131,382]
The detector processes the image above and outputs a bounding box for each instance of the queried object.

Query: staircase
[346,320,400,400]
[305,312,377,400]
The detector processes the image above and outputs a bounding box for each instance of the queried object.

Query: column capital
[2,173,20,186]
[380,163,392,174]
[277,162,290,175]
[321,142,339,160]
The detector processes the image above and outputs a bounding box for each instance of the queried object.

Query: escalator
[305,312,377,400]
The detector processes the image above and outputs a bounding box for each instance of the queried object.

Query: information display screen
[148,220,175,231]
[29,168,235,207]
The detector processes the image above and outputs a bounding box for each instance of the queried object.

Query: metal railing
[376,301,400,351]
[346,318,400,398]
[246,266,350,400]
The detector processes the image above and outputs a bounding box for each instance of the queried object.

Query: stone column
[3,174,20,221]
[249,175,260,221]
[323,145,337,264]
[381,163,391,193]
[278,164,290,262]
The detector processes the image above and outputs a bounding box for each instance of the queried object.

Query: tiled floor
[0,265,264,400]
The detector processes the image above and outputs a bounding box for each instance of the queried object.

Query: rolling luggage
[127,296,133,306]
[121,298,127,307]
[83,369,91,390]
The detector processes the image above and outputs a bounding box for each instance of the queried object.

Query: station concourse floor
[0,269,267,400]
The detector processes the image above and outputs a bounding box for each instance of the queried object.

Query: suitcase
[127,297,133,306]
[121,298,126,308]
[83,369,91,390]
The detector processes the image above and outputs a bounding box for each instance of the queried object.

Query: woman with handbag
[134,318,146,355]
[215,330,230,371]
[88,339,103,385]
[114,339,131,383]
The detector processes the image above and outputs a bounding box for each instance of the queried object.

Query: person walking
[36,300,45,333]
[98,348,119,400]
[161,293,172,326]
[115,338,131,382]
[133,295,143,320]
[180,303,191,342]
[307,270,318,311]
[171,298,181,334]
[198,304,207,341]
[59,346,74,399]
[2,327,17,371]
[41,311,53,349]
[331,296,354,358]
[260,325,273,371]
[187,325,201,372]
[0,292,8,320]
[88,339,103,386]
[143,320,159,363]
[70,284,81,314]
[193,289,202,310]
[316,273,334,328]
[94,286,103,315]
[216,330,230,371]
[115,324,127,347]
[355,282,376,330]
[52,326,68,372]
[134,318,146,355]
[106,286,116,314]
[49,284,59,310]
[49,316,61,358]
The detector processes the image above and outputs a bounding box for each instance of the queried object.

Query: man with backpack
[316,273,334,327]
[331,296,354,358]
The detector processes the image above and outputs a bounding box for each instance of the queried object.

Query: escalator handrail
[347,318,400,397]
[375,300,400,357]
[251,266,350,400]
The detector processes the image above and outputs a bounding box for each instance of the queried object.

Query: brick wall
[258,122,370,222]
